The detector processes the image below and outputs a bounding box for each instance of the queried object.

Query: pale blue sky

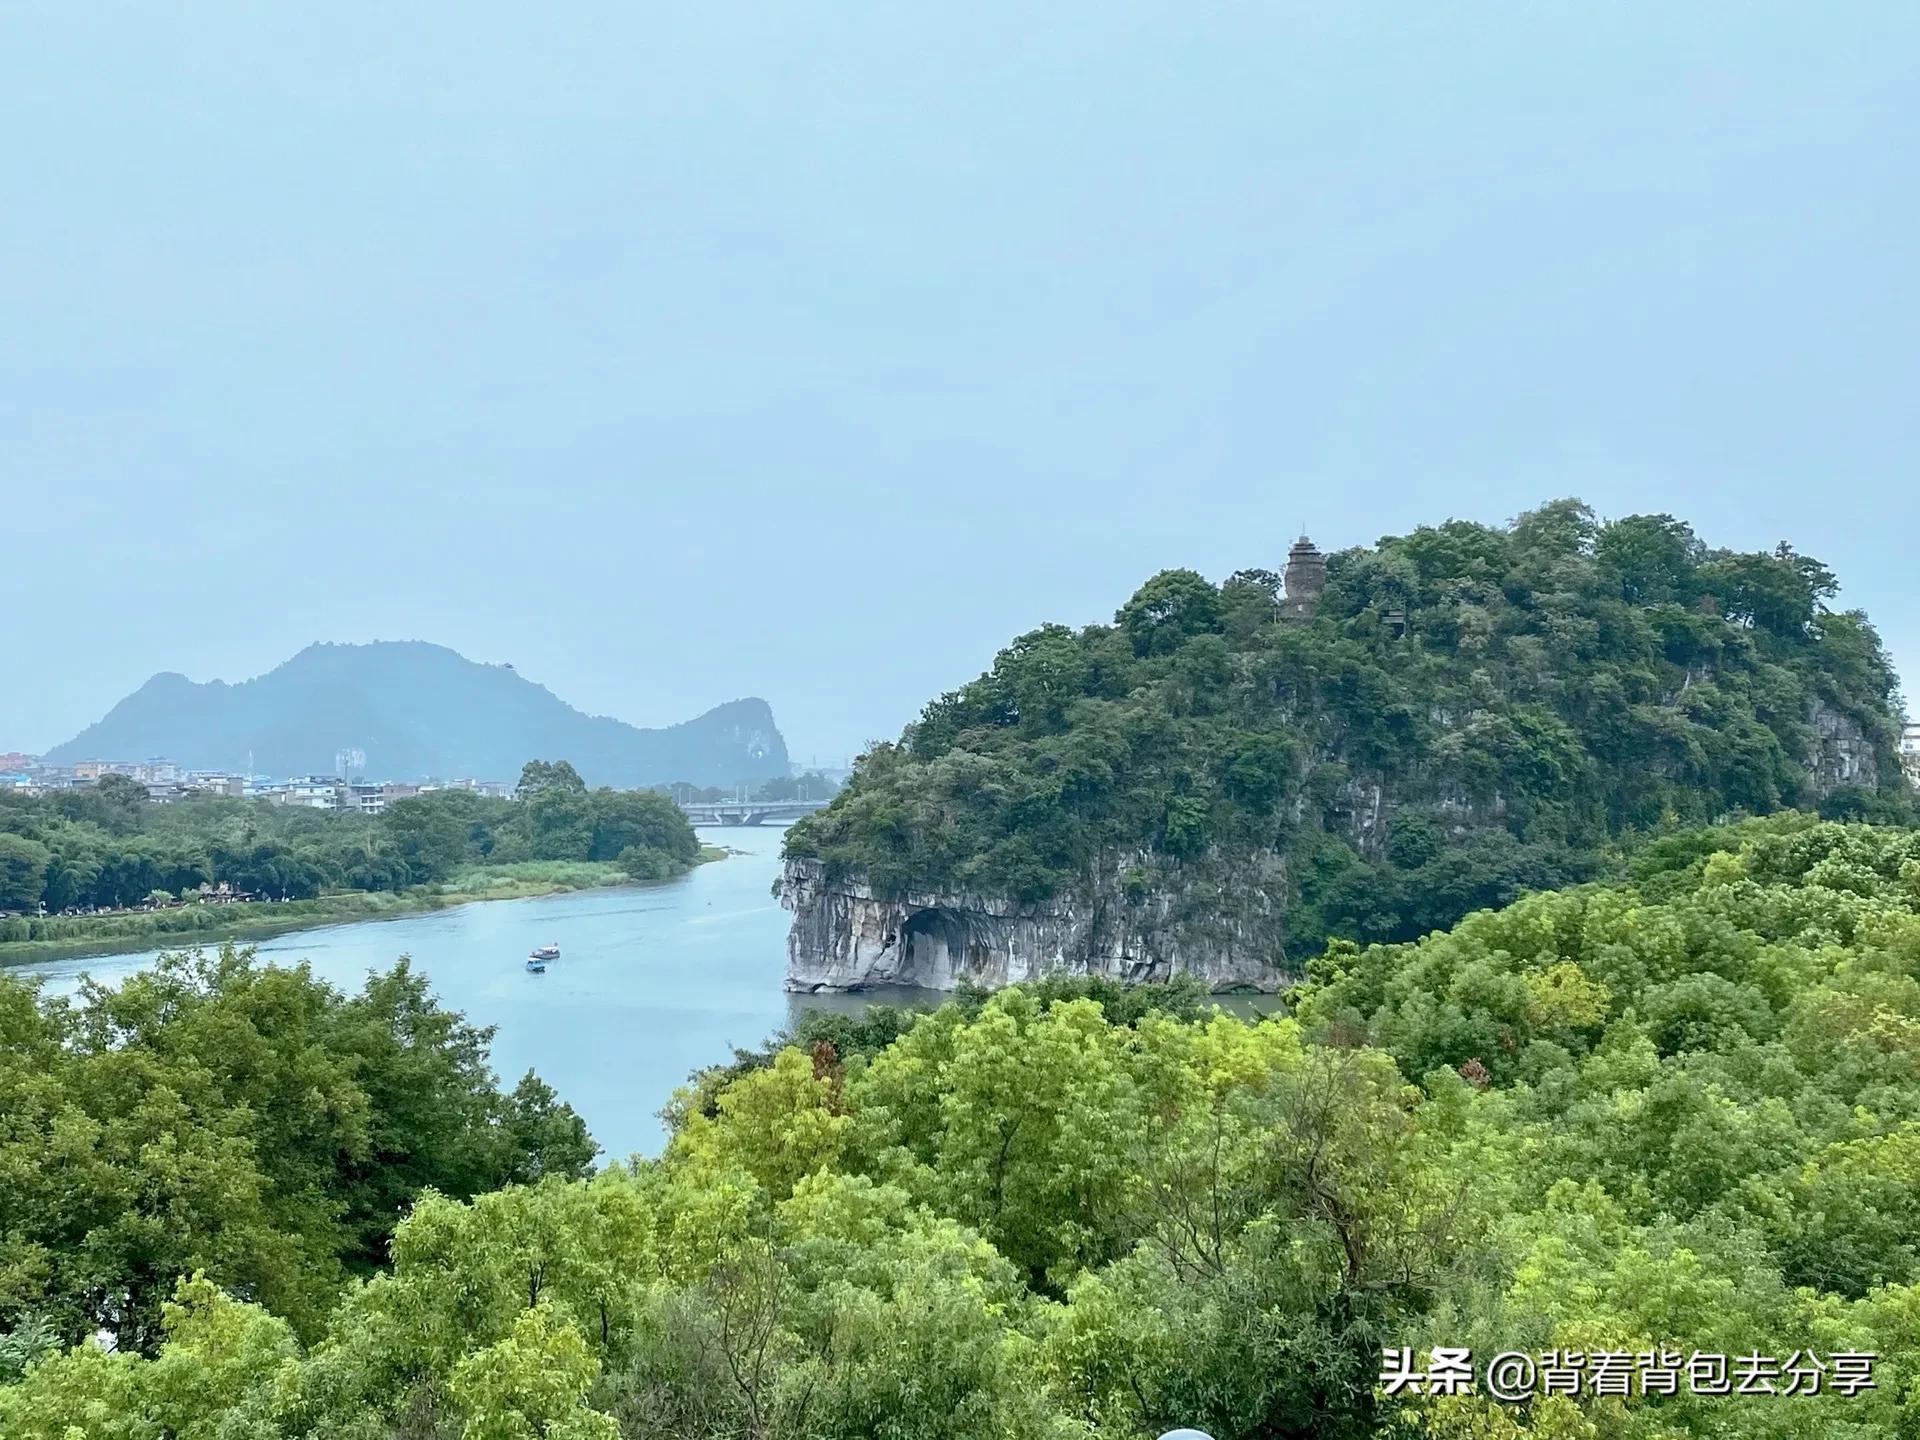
[4,3,1916,763]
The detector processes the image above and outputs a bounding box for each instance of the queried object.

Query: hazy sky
[4,3,1916,763]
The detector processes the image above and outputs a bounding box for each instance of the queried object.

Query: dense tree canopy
[0,762,702,929]
[0,945,595,1355]
[6,820,1920,1436]
[786,503,1910,956]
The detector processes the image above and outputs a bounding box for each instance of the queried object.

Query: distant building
[338,781,419,815]
[23,770,87,792]
[262,777,346,809]
[791,758,855,785]
[422,777,514,799]
[1279,534,1327,622]
[59,758,182,785]
[1902,724,1920,788]
[184,772,247,798]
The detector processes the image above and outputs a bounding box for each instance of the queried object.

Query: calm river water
[14,826,932,1160]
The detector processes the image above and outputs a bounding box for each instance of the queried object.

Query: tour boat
[525,956,547,973]
[530,942,561,960]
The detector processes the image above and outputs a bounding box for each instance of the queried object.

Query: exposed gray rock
[780,853,1290,993]
[1806,698,1880,795]
[783,699,1892,995]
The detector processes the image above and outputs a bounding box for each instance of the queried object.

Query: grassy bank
[0,851,727,969]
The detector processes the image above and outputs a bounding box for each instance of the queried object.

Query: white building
[260,777,345,808]
[338,782,419,815]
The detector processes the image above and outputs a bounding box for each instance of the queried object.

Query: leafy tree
[752,771,842,803]
[588,788,697,868]
[382,791,472,881]
[0,945,594,1351]
[519,759,588,798]
[1117,569,1223,656]
[449,1303,620,1439]
[92,772,151,819]
[522,785,596,862]
[1593,511,1703,604]
[0,833,50,911]
[501,1072,603,1183]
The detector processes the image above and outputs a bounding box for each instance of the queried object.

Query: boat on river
[530,942,561,960]
[525,956,547,973]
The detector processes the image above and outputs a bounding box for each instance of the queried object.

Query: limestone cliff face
[1806,698,1881,795]
[780,853,1290,993]
[782,699,1890,996]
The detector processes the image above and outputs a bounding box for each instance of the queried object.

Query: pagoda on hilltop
[1279,534,1325,622]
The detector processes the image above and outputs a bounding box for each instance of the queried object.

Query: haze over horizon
[5,3,1916,760]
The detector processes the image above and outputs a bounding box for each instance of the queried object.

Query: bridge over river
[679,798,830,827]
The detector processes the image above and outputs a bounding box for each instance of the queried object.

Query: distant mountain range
[43,641,790,787]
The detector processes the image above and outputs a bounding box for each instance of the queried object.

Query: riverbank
[0,849,731,968]
[7,825,796,1161]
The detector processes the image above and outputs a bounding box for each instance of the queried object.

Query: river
[12,826,934,1161]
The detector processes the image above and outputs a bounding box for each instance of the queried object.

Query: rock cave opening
[898,907,972,988]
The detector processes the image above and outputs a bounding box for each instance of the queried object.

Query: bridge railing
[676,798,832,825]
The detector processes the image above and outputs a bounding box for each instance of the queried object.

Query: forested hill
[786,501,1912,956]
[11,820,1920,1434]
[45,640,790,787]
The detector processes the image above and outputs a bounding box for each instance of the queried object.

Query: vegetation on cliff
[785,501,1910,956]
[7,820,1920,1436]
